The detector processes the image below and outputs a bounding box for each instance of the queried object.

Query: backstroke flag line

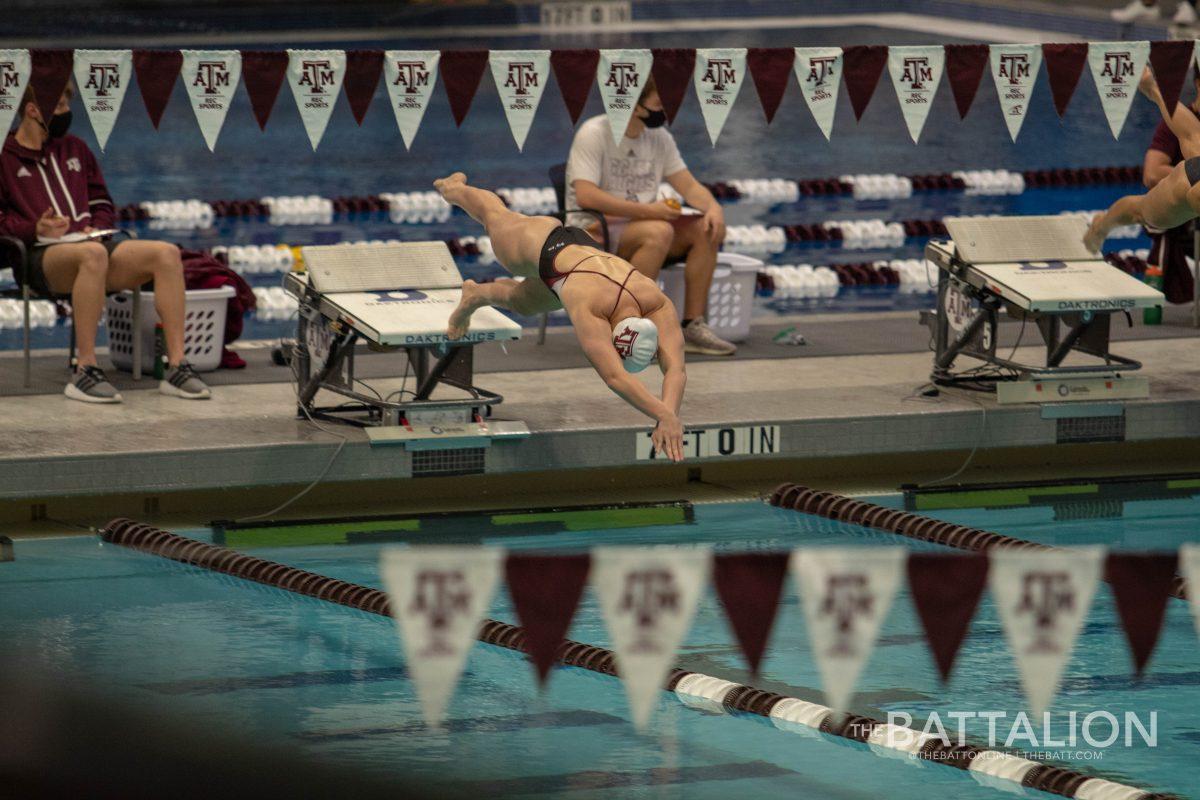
[287,49,346,150]
[381,546,503,728]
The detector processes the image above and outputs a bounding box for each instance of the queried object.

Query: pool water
[2,494,1196,798]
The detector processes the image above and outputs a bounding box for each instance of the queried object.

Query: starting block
[283,241,529,446]
[923,215,1163,404]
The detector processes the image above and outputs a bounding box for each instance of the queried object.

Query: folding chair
[0,231,142,388]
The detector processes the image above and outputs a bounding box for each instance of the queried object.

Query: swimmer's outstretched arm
[1140,67,1200,159]
[569,308,686,462]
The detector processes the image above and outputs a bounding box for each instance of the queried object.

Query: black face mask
[42,110,72,139]
[639,107,667,129]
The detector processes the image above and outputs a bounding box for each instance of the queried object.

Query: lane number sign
[636,425,781,460]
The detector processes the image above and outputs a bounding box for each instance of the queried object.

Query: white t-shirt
[564,114,687,229]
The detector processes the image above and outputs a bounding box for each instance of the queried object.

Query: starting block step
[366,419,531,450]
[995,374,1149,405]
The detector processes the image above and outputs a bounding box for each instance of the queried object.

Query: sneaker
[160,361,212,400]
[220,347,247,369]
[682,317,737,356]
[64,365,123,404]
[1112,0,1160,22]
[1173,1,1197,24]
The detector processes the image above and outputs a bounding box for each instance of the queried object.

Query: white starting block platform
[923,215,1164,404]
[283,242,528,442]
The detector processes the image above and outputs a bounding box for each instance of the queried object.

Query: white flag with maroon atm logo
[73,50,132,152]
[181,50,241,152]
[1088,41,1149,139]
[592,546,710,730]
[990,546,1105,717]
[793,47,842,141]
[489,50,551,152]
[990,44,1042,142]
[1181,544,1200,640]
[0,50,32,142]
[596,49,653,147]
[287,49,346,150]
[384,50,439,151]
[888,45,944,144]
[380,546,503,727]
[792,547,905,713]
[693,48,747,146]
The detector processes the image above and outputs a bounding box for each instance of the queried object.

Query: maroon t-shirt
[0,132,115,245]
[1149,119,1183,165]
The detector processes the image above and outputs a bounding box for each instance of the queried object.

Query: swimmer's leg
[1085,165,1196,251]
[435,173,559,274]
[447,278,561,339]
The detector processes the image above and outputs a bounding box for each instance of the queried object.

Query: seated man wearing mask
[0,84,210,402]
[565,76,735,356]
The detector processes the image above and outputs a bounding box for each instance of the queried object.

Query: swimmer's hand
[645,199,682,222]
[652,413,684,462]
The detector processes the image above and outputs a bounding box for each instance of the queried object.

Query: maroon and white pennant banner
[650,48,694,126]
[945,44,989,119]
[713,552,790,676]
[287,49,346,150]
[241,50,289,130]
[793,47,842,141]
[694,48,747,145]
[908,553,988,682]
[792,547,905,713]
[181,50,241,152]
[505,554,591,687]
[29,49,73,127]
[1088,41,1148,139]
[550,49,598,125]
[990,546,1104,717]
[72,50,131,151]
[0,51,32,141]
[380,546,503,727]
[1043,43,1088,118]
[592,546,709,730]
[990,43,1042,142]
[1106,552,1178,675]
[133,50,182,129]
[1183,544,1200,640]
[747,47,794,124]
[597,48,652,146]
[489,50,551,152]
[384,50,439,150]
[887,45,944,143]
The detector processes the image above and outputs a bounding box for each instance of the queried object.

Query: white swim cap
[612,317,658,373]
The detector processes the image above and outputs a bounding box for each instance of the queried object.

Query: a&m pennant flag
[887,45,945,143]
[72,50,131,151]
[713,552,790,677]
[287,49,346,150]
[384,51,439,150]
[907,553,988,682]
[596,48,653,146]
[793,47,842,141]
[1182,544,1200,640]
[181,50,241,152]
[489,50,551,152]
[792,547,905,713]
[990,546,1104,717]
[592,546,709,730]
[0,50,32,138]
[990,43,1043,142]
[1106,552,1179,675]
[380,546,503,728]
[1088,41,1149,139]
[693,48,747,146]
[505,554,591,687]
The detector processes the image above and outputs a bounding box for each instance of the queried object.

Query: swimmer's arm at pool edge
[569,308,687,462]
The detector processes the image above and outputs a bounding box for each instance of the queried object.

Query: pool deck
[4,306,1200,531]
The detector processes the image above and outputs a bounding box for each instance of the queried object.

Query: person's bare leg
[615,220,673,280]
[667,218,718,320]
[434,172,559,272]
[108,241,187,366]
[447,277,559,339]
[40,242,109,368]
[1085,165,1196,251]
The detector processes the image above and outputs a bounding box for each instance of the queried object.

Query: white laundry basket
[658,252,762,343]
[106,286,235,373]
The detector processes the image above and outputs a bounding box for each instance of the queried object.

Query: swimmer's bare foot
[1083,214,1107,254]
[434,172,468,204]
[447,279,482,339]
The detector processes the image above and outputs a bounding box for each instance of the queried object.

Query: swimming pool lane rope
[99,519,1173,800]
[770,485,1188,602]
